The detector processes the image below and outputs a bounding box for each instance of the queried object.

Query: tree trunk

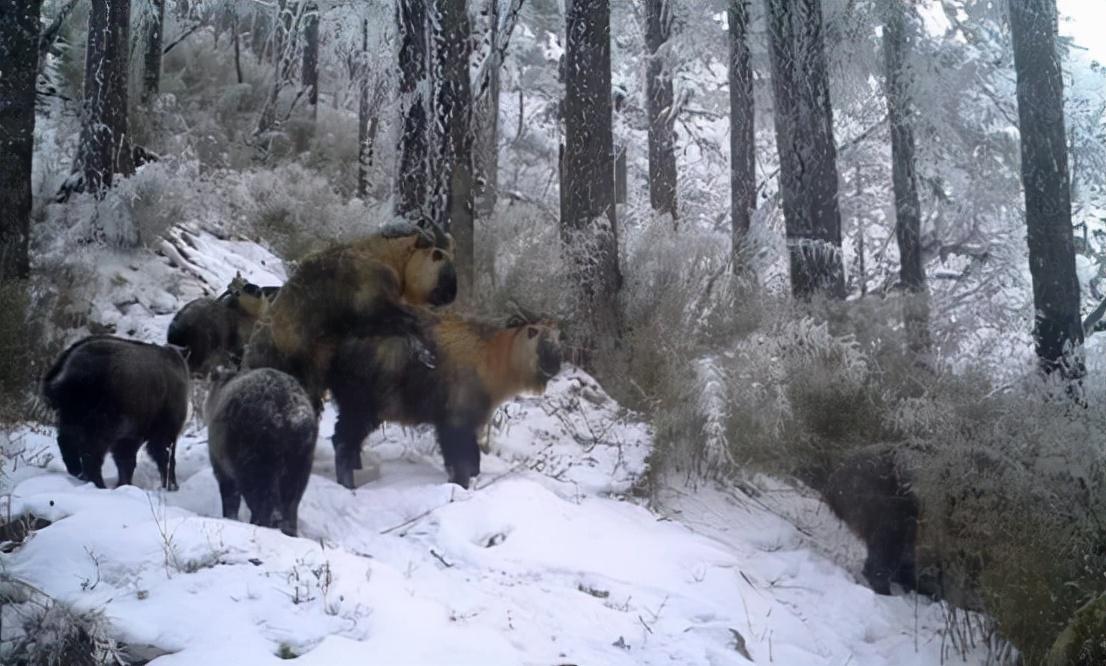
[765,0,845,299]
[473,0,501,216]
[0,0,42,280]
[142,0,165,103]
[728,0,755,270]
[644,0,677,220]
[562,0,622,365]
[358,18,374,199]
[435,0,476,298]
[233,4,243,85]
[78,0,135,196]
[1009,0,1084,378]
[302,1,319,111]
[396,0,431,221]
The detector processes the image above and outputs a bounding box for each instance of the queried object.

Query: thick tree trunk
[765,0,845,299]
[78,0,135,196]
[883,1,930,355]
[473,0,501,216]
[562,0,621,365]
[0,0,42,280]
[436,0,476,299]
[728,0,755,269]
[142,0,165,103]
[395,0,431,221]
[302,1,319,111]
[644,0,677,220]
[1009,0,1084,378]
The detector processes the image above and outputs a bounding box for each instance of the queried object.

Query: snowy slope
[1,227,992,665]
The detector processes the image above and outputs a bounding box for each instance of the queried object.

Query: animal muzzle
[537,338,562,379]
[429,264,458,306]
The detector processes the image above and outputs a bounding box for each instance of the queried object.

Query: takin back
[245,223,456,412]
[327,311,562,489]
[42,335,189,490]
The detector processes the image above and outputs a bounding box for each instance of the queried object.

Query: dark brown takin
[205,368,317,537]
[327,308,562,490]
[42,335,189,490]
[244,222,456,413]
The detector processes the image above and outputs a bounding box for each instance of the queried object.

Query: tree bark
[395,0,431,221]
[142,0,166,103]
[765,0,845,299]
[474,0,501,216]
[78,0,135,196]
[0,0,42,280]
[1009,0,1084,378]
[562,0,622,365]
[883,0,930,355]
[302,1,319,111]
[435,0,476,298]
[644,0,677,220]
[728,0,755,270]
[358,18,374,199]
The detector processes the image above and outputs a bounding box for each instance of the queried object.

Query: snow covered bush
[0,578,126,666]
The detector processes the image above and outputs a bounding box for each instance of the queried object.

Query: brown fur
[245,227,456,411]
[167,274,277,376]
[327,310,562,488]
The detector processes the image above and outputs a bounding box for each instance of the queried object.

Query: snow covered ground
[0,227,992,665]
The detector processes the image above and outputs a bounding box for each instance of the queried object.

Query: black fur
[206,368,317,537]
[42,335,189,490]
[822,448,919,595]
[168,293,250,375]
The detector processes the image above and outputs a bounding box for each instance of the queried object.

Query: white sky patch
[1058,0,1106,63]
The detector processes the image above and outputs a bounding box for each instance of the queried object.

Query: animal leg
[212,466,241,520]
[79,449,107,489]
[146,439,179,491]
[436,425,481,489]
[278,450,313,537]
[112,440,140,487]
[56,422,84,478]
[332,411,375,490]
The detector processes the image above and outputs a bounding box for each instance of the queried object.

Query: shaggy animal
[821,447,920,595]
[205,368,317,537]
[327,308,562,489]
[42,335,189,490]
[245,222,457,411]
[167,274,278,375]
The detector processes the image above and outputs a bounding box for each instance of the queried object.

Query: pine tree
[78,0,135,197]
[728,0,755,270]
[644,0,677,220]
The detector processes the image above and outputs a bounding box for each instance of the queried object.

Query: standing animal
[327,309,562,489]
[244,222,457,412]
[821,447,919,595]
[205,368,317,537]
[41,335,189,490]
[167,274,279,375]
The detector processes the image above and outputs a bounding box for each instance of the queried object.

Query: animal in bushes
[41,335,189,490]
[167,273,279,375]
[327,305,562,489]
[244,221,457,411]
[205,367,317,537]
[821,447,921,595]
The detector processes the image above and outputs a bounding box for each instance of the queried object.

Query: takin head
[402,226,457,307]
[499,316,563,395]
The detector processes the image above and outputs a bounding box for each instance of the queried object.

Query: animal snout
[538,338,562,379]
[430,264,458,306]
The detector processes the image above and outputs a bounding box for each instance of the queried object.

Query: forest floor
[0,228,992,665]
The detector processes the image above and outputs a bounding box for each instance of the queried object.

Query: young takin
[327,309,562,489]
[244,222,456,412]
[42,335,189,490]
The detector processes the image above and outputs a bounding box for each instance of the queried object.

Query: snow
[1,228,991,665]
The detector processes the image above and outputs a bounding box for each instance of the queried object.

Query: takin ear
[527,327,540,340]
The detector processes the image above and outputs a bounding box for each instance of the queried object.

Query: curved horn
[505,300,545,327]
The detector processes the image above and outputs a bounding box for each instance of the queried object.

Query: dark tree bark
[78,0,135,196]
[883,0,930,355]
[0,0,42,280]
[357,19,376,199]
[765,0,845,299]
[728,0,755,270]
[562,0,622,364]
[142,0,166,103]
[396,0,431,221]
[435,0,476,299]
[302,1,319,110]
[473,0,501,216]
[1009,0,1084,378]
[644,0,677,219]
